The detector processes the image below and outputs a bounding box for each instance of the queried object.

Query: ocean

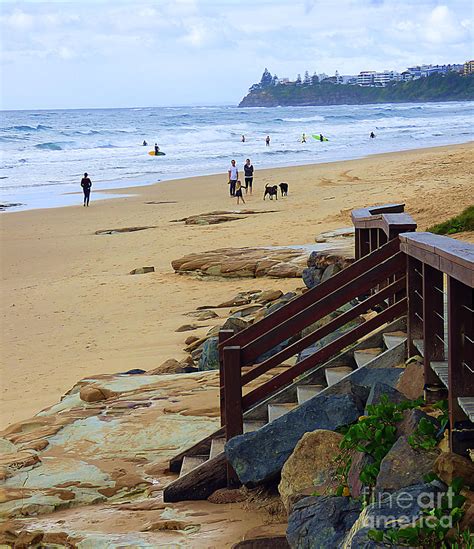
[1,101,473,211]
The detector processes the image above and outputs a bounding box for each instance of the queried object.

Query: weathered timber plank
[169,426,225,473]
[163,452,227,502]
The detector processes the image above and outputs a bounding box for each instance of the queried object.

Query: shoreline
[2,139,473,214]
[1,141,473,429]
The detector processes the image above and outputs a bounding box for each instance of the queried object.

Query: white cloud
[423,5,470,44]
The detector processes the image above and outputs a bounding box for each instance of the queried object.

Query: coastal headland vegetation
[240,70,474,107]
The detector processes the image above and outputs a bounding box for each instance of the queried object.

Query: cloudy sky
[0,0,472,110]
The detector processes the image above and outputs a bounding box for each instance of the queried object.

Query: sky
[0,0,472,110]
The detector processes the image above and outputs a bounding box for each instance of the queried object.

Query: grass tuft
[428,205,474,235]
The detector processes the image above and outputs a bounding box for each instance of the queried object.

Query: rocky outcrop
[434,452,474,489]
[225,394,362,486]
[278,430,343,512]
[198,337,219,371]
[171,210,277,225]
[287,496,362,549]
[129,266,155,275]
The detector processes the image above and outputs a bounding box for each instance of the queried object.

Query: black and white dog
[263,184,278,200]
[279,182,289,197]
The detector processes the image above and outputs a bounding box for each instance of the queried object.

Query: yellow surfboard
[148,151,166,156]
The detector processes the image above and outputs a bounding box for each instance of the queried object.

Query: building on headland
[464,60,474,75]
[357,71,377,86]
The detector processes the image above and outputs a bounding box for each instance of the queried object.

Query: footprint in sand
[339,170,361,183]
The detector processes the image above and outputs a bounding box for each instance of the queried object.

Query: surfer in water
[301,133,306,143]
[265,135,270,146]
[154,143,160,155]
[319,133,324,142]
[143,140,147,146]
[81,172,92,207]
[241,135,246,143]
[370,132,376,139]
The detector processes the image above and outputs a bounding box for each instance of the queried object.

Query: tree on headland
[311,72,320,85]
[260,68,273,88]
[304,71,311,85]
[296,73,302,85]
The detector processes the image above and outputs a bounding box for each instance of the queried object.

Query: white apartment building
[357,71,377,86]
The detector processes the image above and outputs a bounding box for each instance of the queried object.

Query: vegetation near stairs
[428,205,474,236]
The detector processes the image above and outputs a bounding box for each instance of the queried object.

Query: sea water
[1,101,473,211]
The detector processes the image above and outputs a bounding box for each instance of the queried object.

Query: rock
[231,304,262,318]
[347,451,375,499]
[206,326,221,337]
[198,337,219,371]
[129,266,155,275]
[256,289,283,303]
[79,384,117,402]
[344,482,446,547]
[175,324,199,332]
[185,335,200,345]
[279,430,343,512]
[434,452,474,489]
[396,408,440,439]
[321,263,341,282]
[208,487,246,504]
[225,394,363,485]
[376,436,440,492]
[302,267,323,289]
[364,383,407,413]
[147,358,183,375]
[396,360,424,399]
[188,309,219,320]
[287,495,362,549]
[222,316,251,333]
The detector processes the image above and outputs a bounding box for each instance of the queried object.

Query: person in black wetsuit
[370,132,375,139]
[81,172,92,207]
[319,133,324,142]
[244,158,254,194]
[154,143,160,155]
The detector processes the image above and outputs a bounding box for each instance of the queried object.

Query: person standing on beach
[244,158,254,194]
[228,159,238,197]
[235,180,245,204]
[80,173,92,207]
[265,135,270,146]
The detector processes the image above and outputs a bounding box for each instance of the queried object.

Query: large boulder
[434,452,474,489]
[396,360,424,399]
[375,436,440,493]
[198,337,219,371]
[364,382,407,414]
[287,495,362,548]
[279,430,343,512]
[225,394,362,486]
[343,481,446,548]
[396,408,440,439]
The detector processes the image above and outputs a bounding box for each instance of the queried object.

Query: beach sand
[1,142,473,429]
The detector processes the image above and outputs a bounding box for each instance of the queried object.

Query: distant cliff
[239,72,474,107]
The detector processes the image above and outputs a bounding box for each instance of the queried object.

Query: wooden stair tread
[325,366,353,386]
[243,420,267,433]
[431,361,449,388]
[413,339,424,357]
[209,438,226,460]
[458,397,474,422]
[179,455,208,477]
[383,332,407,349]
[297,384,325,404]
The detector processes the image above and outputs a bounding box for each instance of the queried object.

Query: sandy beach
[1,142,473,429]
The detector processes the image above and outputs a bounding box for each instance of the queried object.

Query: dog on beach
[263,184,278,200]
[279,182,289,197]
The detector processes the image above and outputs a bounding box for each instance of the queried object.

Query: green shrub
[428,205,474,235]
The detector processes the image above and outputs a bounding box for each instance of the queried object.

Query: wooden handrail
[242,298,407,410]
[240,276,406,386]
[220,237,401,350]
[402,231,473,456]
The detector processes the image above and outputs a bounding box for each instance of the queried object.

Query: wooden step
[268,402,298,422]
[209,438,226,460]
[413,339,424,357]
[243,420,267,433]
[325,366,353,387]
[353,347,383,368]
[458,397,474,422]
[431,361,449,388]
[179,455,208,477]
[383,331,407,350]
[297,384,325,404]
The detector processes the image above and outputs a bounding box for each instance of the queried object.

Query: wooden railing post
[407,256,423,358]
[448,276,474,455]
[223,345,243,487]
[218,329,234,427]
[223,346,243,441]
[423,265,447,403]
[355,228,361,260]
[360,228,370,258]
